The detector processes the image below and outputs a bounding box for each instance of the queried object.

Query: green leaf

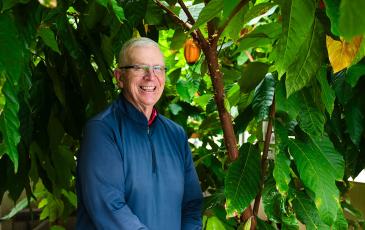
[252,73,275,121]
[292,191,330,229]
[0,80,21,172]
[339,0,365,41]
[50,226,65,230]
[145,0,163,25]
[225,143,261,217]
[122,0,147,26]
[223,0,240,19]
[110,0,125,22]
[262,181,283,223]
[237,23,281,51]
[176,78,199,103]
[256,218,276,229]
[275,80,301,119]
[191,0,224,30]
[168,103,182,115]
[317,66,335,116]
[238,62,269,93]
[38,26,60,54]
[323,0,341,36]
[0,197,29,220]
[285,19,324,97]
[345,101,364,146]
[194,94,213,110]
[310,136,344,180]
[273,151,291,195]
[206,216,228,230]
[346,63,365,87]
[0,11,24,82]
[288,139,340,225]
[281,212,299,230]
[275,0,316,78]
[61,189,77,208]
[332,208,348,230]
[297,90,325,137]
[244,3,278,25]
[223,4,246,41]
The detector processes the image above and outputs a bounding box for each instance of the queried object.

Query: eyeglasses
[119,64,167,77]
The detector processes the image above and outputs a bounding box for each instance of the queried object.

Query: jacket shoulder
[157,114,186,137]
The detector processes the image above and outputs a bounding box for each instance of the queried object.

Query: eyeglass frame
[119,64,167,77]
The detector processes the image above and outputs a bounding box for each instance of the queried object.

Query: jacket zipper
[147,127,157,173]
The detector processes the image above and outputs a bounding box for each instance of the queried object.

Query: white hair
[118,37,162,67]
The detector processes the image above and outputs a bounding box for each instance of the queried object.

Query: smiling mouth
[140,86,156,92]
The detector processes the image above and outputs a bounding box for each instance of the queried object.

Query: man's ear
[114,69,124,88]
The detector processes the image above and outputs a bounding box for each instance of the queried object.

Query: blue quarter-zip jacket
[76,95,203,229]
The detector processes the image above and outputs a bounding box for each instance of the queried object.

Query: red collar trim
[148,108,158,126]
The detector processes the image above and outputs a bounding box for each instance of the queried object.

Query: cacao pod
[184,38,201,65]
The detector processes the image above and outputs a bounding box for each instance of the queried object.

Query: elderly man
[76,37,203,230]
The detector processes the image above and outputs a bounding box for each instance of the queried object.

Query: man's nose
[144,67,155,78]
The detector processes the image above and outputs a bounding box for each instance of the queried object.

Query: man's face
[117,45,166,112]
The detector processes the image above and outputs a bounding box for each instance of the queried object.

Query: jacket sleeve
[77,120,148,230]
[181,133,203,230]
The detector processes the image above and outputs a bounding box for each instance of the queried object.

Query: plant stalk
[253,95,276,215]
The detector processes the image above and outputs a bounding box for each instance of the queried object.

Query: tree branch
[154,0,192,30]
[214,0,250,43]
[253,95,276,215]
[177,0,195,24]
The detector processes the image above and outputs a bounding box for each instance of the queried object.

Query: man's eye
[153,66,162,70]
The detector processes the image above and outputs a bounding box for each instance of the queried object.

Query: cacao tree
[0,0,365,229]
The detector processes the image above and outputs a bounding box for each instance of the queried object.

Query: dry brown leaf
[326,35,363,73]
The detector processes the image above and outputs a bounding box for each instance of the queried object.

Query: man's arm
[77,120,148,229]
[181,134,203,230]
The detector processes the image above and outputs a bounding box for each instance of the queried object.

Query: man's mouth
[140,86,156,92]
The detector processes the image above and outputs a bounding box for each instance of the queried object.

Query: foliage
[1,0,365,229]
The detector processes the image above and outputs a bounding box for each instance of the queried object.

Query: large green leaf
[275,0,316,78]
[297,90,325,137]
[225,143,261,217]
[275,79,301,119]
[0,11,24,82]
[288,139,340,225]
[222,4,247,41]
[332,208,348,230]
[344,101,364,147]
[285,19,324,97]
[237,23,282,51]
[191,0,224,30]
[238,62,269,93]
[273,151,291,195]
[205,216,228,230]
[38,26,60,54]
[0,13,23,171]
[96,0,125,22]
[281,212,299,230]
[339,0,365,41]
[222,0,240,19]
[317,66,335,116]
[244,2,277,25]
[346,63,365,87]
[252,73,275,121]
[0,80,21,170]
[292,191,330,229]
[323,0,341,36]
[310,136,344,180]
[262,181,283,223]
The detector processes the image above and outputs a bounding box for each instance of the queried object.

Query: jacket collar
[117,94,158,127]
